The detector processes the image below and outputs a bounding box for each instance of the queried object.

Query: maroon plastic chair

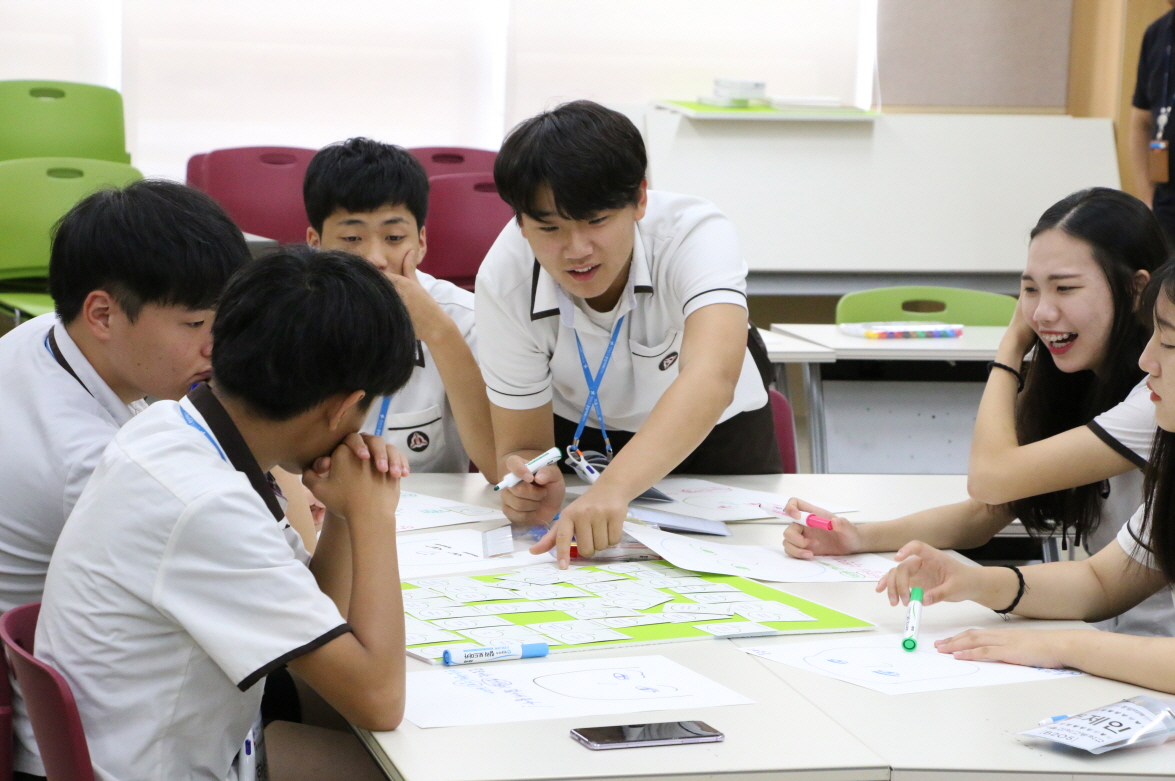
[0,603,93,781]
[0,619,10,781]
[768,389,799,474]
[420,173,514,291]
[408,147,496,179]
[184,152,208,191]
[199,146,316,244]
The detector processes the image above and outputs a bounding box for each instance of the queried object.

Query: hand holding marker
[902,587,923,652]
[494,447,562,491]
[757,502,836,530]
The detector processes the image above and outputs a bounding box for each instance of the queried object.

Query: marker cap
[910,587,923,602]
[901,637,917,651]
[520,642,549,658]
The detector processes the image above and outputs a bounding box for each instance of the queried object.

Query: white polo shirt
[1083,377,1172,637]
[33,389,349,781]
[1117,506,1175,614]
[0,314,149,775]
[364,270,476,472]
[475,190,767,433]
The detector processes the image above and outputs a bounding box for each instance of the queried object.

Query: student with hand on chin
[476,100,781,568]
[876,260,1175,692]
[0,180,249,779]
[30,247,415,781]
[304,138,497,480]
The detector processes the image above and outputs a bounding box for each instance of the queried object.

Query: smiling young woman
[784,188,1175,638]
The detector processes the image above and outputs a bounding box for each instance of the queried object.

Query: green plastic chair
[0,157,142,320]
[835,286,1017,327]
[0,292,54,324]
[0,80,130,164]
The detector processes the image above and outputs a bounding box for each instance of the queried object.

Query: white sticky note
[593,562,658,574]
[495,571,564,585]
[730,602,816,622]
[535,598,607,610]
[430,616,514,630]
[563,607,643,620]
[408,606,489,620]
[662,603,735,616]
[669,583,740,594]
[406,576,484,590]
[516,586,590,600]
[485,579,535,591]
[596,614,674,628]
[695,622,780,638]
[471,602,553,615]
[686,592,762,605]
[582,581,663,595]
[403,599,466,613]
[460,625,551,643]
[405,626,465,646]
[529,620,629,645]
[600,592,675,610]
[438,586,518,603]
[400,587,444,600]
[665,612,732,623]
[632,577,710,589]
[557,571,630,586]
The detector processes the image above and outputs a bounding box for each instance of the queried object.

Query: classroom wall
[877,0,1072,111]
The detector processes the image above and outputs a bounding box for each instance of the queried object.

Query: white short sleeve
[1089,378,1156,466]
[155,488,349,691]
[663,209,749,319]
[1116,505,1159,570]
[475,247,556,411]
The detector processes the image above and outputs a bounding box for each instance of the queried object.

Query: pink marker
[796,511,834,530]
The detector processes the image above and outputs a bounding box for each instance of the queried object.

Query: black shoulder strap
[48,329,94,398]
[187,383,285,522]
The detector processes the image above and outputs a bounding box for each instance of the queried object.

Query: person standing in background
[1130,1,1175,240]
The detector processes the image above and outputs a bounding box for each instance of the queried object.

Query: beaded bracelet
[993,565,1026,615]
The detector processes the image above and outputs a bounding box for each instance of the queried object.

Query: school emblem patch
[659,352,679,371]
[407,431,430,452]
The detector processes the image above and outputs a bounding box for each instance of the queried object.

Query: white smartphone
[570,721,724,750]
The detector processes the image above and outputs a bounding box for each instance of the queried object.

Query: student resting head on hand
[876,258,1175,695]
[30,246,416,781]
[785,188,1175,638]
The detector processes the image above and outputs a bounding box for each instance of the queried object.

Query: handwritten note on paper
[569,478,857,522]
[395,490,506,532]
[623,523,897,583]
[403,655,753,728]
[743,633,1082,695]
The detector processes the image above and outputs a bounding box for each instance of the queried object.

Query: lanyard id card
[570,315,625,462]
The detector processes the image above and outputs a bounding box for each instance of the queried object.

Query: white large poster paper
[743,633,1082,695]
[396,491,506,532]
[404,655,753,728]
[622,523,896,582]
[568,478,856,522]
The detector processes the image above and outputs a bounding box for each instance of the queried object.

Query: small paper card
[731,603,816,622]
[599,592,675,610]
[405,625,465,646]
[597,614,674,628]
[535,598,607,610]
[662,603,735,616]
[460,625,551,644]
[430,616,514,630]
[407,606,488,620]
[669,583,740,594]
[516,586,591,600]
[695,622,780,638]
[438,586,518,603]
[563,607,643,620]
[403,598,464,611]
[665,612,731,623]
[528,620,629,645]
[471,602,553,615]
[687,592,766,605]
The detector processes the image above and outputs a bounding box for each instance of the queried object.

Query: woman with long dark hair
[877,261,1175,688]
[786,188,1171,636]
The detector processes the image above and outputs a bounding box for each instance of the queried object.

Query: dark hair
[1138,261,1175,582]
[211,245,416,421]
[49,179,248,323]
[303,138,429,233]
[494,100,647,221]
[1011,188,1167,541]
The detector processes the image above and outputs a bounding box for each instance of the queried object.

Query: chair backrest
[185,152,209,191]
[0,603,93,781]
[0,610,11,781]
[767,389,799,474]
[0,158,143,281]
[0,81,129,164]
[200,146,316,244]
[420,173,514,290]
[835,286,1017,327]
[409,147,497,179]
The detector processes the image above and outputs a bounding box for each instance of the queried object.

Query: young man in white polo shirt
[305,138,497,480]
[33,247,414,780]
[477,100,781,567]
[0,180,249,779]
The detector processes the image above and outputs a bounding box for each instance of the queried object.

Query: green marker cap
[910,587,923,602]
[902,637,917,651]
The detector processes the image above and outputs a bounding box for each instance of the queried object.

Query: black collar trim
[187,383,284,522]
[530,260,559,321]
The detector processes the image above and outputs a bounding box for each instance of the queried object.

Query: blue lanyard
[180,406,227,462]
[374,395,392,434]
[572,314,625,461]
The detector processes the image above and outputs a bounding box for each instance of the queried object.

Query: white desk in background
[358,473,1173,781]
[770,325,1006,474]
